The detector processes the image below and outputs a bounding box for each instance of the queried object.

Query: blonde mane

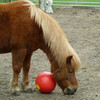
[22,0,81,71]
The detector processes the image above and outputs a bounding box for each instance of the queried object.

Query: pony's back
[0,0,81,71]
[0,1,42,53]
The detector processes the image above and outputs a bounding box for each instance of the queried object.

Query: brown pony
[0,0,81,95]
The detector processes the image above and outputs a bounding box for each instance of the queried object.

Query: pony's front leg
[21,52,33,93]
[10,49,26,96]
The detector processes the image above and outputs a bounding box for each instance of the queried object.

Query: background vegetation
[0,0,100,6]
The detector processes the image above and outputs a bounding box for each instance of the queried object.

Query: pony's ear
[66,55,73,64]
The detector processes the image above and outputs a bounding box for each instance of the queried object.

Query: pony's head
[53,55,78,95]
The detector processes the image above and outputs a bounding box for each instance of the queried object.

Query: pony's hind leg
[11,49,26,96]
[21,51,33,93]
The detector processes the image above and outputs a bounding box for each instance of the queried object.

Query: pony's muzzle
[63,88,77,95]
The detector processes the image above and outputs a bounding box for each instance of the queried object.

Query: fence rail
[1,0,100,7]
[54,1,100,4]
[53,1,100,7]
[33,0,100,7]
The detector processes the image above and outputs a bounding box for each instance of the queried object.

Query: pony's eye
[68,69,73,73]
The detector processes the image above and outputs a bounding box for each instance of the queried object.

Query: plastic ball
[35,72,56,93]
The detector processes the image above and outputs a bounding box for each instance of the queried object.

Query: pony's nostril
[63,88,71,95]
[67,88,71,94]
[63,88,77,95]
[74,88,77,92]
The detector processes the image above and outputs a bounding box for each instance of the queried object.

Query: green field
[0,0,16,3]
[54,0,99,1]
[0,0,100,6]
[53,0,100,6]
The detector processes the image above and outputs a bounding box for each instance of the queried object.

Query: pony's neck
[46,49,59,73]
[40,44,59,73]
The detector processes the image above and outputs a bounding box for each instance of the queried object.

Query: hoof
[23,88,33,93]
[10,79,20,96]
[20,82,33,93]
[12,91,20,96]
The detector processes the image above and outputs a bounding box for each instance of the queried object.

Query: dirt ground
[0,7,100,100]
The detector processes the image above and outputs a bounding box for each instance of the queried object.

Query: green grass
[55,0,99,1]
[53,0,100,6]
[1,0,100,2]
[0,0,100,6]
[55,0,99,7]
[0,0,16,3]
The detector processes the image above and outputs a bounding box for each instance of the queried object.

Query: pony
[0,0,81,95]
[39,0,53,13]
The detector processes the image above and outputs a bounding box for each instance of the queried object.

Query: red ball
[35,72,56,93]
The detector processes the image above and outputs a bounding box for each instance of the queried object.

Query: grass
[54,0,99,1]
[0,0,16,3]
[53,0,100,6]
[0,0,100,6]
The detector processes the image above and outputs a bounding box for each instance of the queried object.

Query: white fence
[2,0,100,7]
[53,1,100,7]
[33,0,100,7]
